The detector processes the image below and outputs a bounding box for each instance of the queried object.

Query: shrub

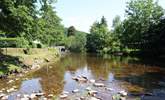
[16,37,29,48]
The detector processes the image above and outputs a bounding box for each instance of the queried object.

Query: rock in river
[94,83,105,87]
[119,90,127,96]
[89,79,95,83]
[72,89,79,93]
[60,94,68,99]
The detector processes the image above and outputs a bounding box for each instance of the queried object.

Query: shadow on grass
[0,49,26,78]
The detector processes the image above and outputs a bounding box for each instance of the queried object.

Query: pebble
[63,91,69,94]
[17,94,21,97]
[1,95,8,100]
[20,97,29,100]
[36,92,44,96]
[89,79,95,83]
[94,83,105,87]
[60,94,68,99]
[90,97,100,100]
[119,90,127,96]
[105,87,114,91]
[72,89,79,93]
[48,94,53,97]
[23,94,29,98]
[7,80,14,84]
[80,96,85,100]
[0,93,6,98]
[7,88,15,93]
[86,87,92,91]
[30,93,36,99]
[88,90,98,96]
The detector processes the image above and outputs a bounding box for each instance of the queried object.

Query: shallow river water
[1,53,165,100]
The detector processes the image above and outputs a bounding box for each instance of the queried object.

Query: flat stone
[60,94,68,99]
[72,89,79,93]
[36,92,44,96]
[48,94,53,97]
[89,79,95,83]
[94,83,105,87]
[63,91,69,94]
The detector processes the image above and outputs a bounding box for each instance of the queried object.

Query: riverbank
[0,48,60,78]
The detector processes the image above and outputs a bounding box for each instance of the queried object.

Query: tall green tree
[122,0,164,46]
[87,16,113,53]
[67,26,76,37]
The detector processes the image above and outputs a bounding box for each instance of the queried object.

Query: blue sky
[55,0,165,32]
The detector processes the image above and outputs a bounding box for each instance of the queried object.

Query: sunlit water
[1,53,165,100]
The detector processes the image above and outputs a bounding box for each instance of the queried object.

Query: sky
[55,0,165,32]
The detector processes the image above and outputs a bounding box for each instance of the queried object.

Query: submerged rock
[90,97,100,100]
[105,87,114,91]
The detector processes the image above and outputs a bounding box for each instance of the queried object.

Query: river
[0,53,165,100]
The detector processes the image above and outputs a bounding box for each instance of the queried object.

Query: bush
[29,42,36,48]
[16,37,29,48]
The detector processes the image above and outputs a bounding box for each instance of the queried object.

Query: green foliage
[67,26,76,36]
[65,31,86,52]
[87,16,121,54]
[0,0,64,47]
[8,64,21,72]
[16,37,29,48]
[122,0,164,45]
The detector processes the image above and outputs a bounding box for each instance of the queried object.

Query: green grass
[0,48,60,76]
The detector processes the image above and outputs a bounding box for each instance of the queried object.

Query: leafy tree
[67,26,76,37]
[65,28,86,52]
[36,0,64,46]
[87,17,110,53]
[122,0,164,46]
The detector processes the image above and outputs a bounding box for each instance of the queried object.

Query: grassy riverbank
[0,48,60,77]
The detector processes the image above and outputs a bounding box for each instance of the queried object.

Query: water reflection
[1,53,165,99]
[36,53,165,94]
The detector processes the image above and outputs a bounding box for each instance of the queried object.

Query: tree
[122,0,164,46]
[87,16,110,53]
[67,26,76,37]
